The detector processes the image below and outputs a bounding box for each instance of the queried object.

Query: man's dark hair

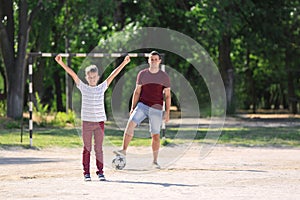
[149,51,161,59]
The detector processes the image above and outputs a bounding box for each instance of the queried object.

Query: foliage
[33,92,49,126]
[0,128,82,149]
[0,101,6,117]
[4,121,20,129]
[0,0,299,117]
[0,125,299,149]
[52,110,76,127]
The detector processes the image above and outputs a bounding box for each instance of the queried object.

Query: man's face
[85,72,99,86]
[148,55,161,68]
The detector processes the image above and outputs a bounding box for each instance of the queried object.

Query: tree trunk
[218,33,235,114]
[287,72,297,114]
[245,48,258,113]
[54,69,64,112]
[0,0,22,119]
[7,0,30,119]
[0,0,42,119]
[0,60,7,98]
[286,49,297,114]
[65,55,73,111]
[114,0,125,29]
[33,58,45,100]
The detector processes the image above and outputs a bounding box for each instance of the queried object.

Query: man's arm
[130,84,142,115]
[163,87,171,123]
[106,55,130,86]
[55,55,80,85]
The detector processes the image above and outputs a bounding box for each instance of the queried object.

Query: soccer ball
[112,155,126,170]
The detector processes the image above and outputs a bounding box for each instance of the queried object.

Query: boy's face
[85,72,100,86]
[148,55,161,68]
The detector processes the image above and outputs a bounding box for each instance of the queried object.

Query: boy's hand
[123,55,130,65]
[55,55,63,64]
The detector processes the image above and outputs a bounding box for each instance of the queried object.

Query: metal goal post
[27,52,167,147]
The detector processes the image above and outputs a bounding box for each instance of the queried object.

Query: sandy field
[0,143,299,200]
[1,116,300,200]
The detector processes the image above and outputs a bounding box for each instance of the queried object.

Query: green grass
[159,126,300,147]
[165,127,300,147]
[0,126,299,149]
[0,128,82,149]
[217,127,300,147]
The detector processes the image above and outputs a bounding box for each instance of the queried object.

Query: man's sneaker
[84,174,91,181]
[98,174,106,181]
[113,149,126,156]
[152,161,161,169]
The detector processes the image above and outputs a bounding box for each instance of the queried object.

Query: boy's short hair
[149,51,161,59]
[85,65,98,75]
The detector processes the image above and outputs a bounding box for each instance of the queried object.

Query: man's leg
[151,133,160,163]
[117,103,146,154]
[148,106,163,168]
[121,120,137,153]
[115,103,146,156]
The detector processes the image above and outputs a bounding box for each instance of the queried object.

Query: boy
[55,54,130,181]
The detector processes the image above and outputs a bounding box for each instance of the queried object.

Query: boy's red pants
[82,121,104,175]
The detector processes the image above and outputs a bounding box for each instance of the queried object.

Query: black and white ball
[112,155,126,170]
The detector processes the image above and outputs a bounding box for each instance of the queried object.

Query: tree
[1,0,299,118]
[233,0,300,113]
[188,0,242,114]
[0,0,42,119]
[283,0,300,114]
[0,0,115,115]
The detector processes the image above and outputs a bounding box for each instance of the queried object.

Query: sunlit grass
[0,126,299,149]
[0,128,82,149]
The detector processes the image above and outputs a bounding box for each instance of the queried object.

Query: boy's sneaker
[98,174,106,181]
[84,174,91,181]
[113,149,126,156]
[152,161,161,169]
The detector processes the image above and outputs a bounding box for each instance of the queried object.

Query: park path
[0,143,299,200]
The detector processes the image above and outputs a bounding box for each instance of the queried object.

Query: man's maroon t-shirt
[136,69,171,110]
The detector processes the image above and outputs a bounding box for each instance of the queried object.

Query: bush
[52,110,76,127]
[0,101,6,117]
[33,92,49,126]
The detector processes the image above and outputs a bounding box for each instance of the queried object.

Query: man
[114,51,171,169]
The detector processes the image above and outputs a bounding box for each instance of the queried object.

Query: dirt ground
[0,144,299,200]
[0,116,300,200]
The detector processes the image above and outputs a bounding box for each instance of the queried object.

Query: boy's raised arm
[106,55,130,86]
[55,55,80,85]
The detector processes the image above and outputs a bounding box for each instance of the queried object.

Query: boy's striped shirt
[76,80,108,122]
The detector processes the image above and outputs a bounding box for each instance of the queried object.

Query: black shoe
[84,174,91,181]
[98,174,106,181]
